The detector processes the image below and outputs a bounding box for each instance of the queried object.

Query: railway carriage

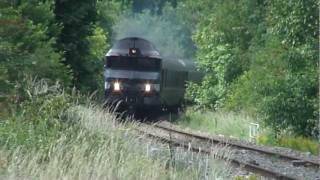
[104,37,201,112]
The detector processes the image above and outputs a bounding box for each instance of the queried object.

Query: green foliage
[0,79,230,179]
[83,26,108,92]
[54,0,98,91]
[0,1,72,98]
[185,0,319,137]
[188,0,263,108]
[0,79,73,150]
[257,133,319,155]
[0,0,123,114]
[267,0,318,46]
[0,0,318,147]
[96,0,123,37]
[226,37,318,137]
[52,0,122,92]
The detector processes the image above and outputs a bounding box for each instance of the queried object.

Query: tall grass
[177,109,256,140]
[177,108,320,155]
[0,79,233,179]
[257,132,320,155]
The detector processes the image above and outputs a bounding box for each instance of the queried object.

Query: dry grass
[0,103,233,179]
[0,78,234,179]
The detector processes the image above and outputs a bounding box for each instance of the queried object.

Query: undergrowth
[177,108,319,155]
[257,133,319,155]
[0,79,232,179]
[177,108,256,140]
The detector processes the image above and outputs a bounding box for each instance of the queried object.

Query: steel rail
[154,123,320,168]
[138,127,296,180]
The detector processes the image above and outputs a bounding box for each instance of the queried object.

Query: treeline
[182,0,319,138]
[0,0,121,97]
[1,0,319,138]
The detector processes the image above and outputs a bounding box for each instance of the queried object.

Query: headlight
[145,83,151,92]
[144,83,160,92]
[114,82,121,91]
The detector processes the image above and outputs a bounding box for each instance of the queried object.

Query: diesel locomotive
[104,37,201,112]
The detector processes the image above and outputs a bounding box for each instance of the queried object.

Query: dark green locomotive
[104,37,201,111]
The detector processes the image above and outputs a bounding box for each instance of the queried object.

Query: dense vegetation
[183,0,319,139]
[1,79,230,179]
[0,0,319,171]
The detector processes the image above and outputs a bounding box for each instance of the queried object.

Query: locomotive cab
[104,37,162,109]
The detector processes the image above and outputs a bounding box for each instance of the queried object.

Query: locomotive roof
[106,37,198,72]
[106,37,161,58]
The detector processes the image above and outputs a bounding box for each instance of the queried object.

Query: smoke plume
[112,9,194,59]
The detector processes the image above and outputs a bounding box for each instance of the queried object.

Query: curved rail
[137,122,319,180]
[154,123,320,168]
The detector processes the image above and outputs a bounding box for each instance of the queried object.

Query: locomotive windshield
[106,57,161,71]
[113,38,155,52]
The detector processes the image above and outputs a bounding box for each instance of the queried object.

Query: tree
[54,0,99,91]
[226,0,319,137]
[184,0,318,137]
[0,1,71,100]
[187,0,264,108]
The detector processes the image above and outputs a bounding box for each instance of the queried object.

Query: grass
[0,79,233,179]
[177,108,320,155]
[177,108,257,140]
[257,133,319,155]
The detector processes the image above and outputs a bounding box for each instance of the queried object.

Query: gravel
[140,122,320,180]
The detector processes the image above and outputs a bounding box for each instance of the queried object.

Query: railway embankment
[175,109,319,156]
[137,120,320,180]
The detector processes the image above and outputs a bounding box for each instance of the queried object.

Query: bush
[226,38,318,138]
[0,2,72,103]
[185,0,319,138]
[0,79,74,150]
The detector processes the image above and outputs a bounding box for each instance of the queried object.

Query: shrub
[0,1,72,104]
[226,38,318,138]
[0,79,74,150]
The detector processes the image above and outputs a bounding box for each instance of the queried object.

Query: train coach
[104,37,202,112]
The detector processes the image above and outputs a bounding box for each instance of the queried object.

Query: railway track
[137,121,320,180]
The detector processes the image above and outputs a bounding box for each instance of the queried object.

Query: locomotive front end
[104,37,162,109]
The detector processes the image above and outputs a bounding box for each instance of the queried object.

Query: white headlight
[145,83,151,92]
[114,82,120,91]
